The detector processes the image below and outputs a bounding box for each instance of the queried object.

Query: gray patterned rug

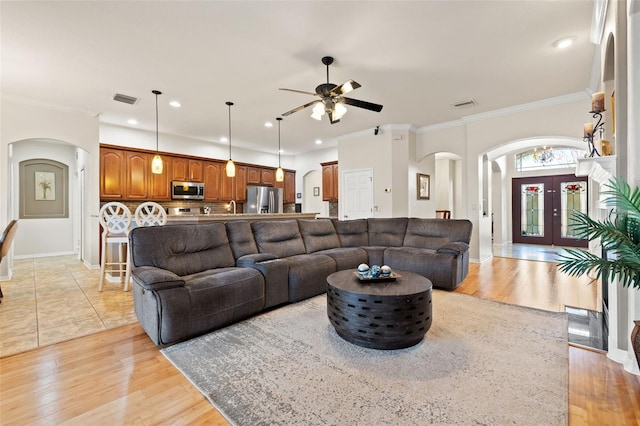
[161,292,568,425]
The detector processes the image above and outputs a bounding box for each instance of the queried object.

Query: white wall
[11,140,77,257]
[101,123,293,170]
[294,146,338,216]
[1,98,99,276]
[418,94,590,262]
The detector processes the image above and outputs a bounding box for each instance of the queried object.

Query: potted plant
[557,177,640,369]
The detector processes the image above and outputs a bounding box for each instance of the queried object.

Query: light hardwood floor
[1,256,639,425]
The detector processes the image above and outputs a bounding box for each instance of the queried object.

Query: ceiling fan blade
[329,80,361,97]
[342,97,383,112]
[279,88,319,97]
[282,100,321,116]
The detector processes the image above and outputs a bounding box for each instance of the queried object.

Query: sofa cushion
[298,219,340,253]
[129,223,236,276]
[313,247,368,271]
[251,220,306,258]
[368,218,408,247]
[403,218,473,249]
[332,219,369,247]
[283,254,336,302]
[383,246,456,289]
[226,221,258,259]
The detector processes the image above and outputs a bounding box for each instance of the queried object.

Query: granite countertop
[166,212,318,222]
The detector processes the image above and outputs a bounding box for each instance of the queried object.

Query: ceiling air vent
[112,93,139,105]
[452,99,477,108]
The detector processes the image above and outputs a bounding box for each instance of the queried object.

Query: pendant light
[151,90,163,174]
[275,117,284,182]
[225,101,235,177]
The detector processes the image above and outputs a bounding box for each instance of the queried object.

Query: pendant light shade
[225,101,235,177]
[275,117,284,182]
[151,90,163,174]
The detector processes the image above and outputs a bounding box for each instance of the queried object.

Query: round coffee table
[326,269,432,350]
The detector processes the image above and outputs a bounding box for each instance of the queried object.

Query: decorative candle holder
[583,110,605,158]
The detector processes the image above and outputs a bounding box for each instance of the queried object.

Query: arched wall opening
[8,138,90,260]
[417,152,462,219]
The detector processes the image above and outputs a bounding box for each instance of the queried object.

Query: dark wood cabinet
[100,148,126,199]
[172,158,203,182]
[321,161,338,201]
[203,161,221,201]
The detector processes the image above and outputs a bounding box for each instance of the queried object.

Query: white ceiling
[1,1,596,156]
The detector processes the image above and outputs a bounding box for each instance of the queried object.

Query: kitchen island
[166,212,318,224]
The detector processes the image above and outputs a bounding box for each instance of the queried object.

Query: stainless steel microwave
[171,181,204,200]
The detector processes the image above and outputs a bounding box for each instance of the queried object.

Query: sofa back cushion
[403,218,473,249]
[226,221,258,259]
[367,218,408,247]
[332,219,369,247]
[298,219,340,253]
[251,220,306,258]
[129,223,236,276]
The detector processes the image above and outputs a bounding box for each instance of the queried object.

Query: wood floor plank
[1,257,638,425]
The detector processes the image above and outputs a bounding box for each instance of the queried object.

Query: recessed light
[221,137,228,143]
[265,122,273,128]
[315,139,322,145]
[553,36,576,49]
[169,101,181,108]
[279,149,284,154]
[127,119,138,125]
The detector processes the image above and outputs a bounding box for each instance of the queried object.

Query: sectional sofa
[128,217,472,345]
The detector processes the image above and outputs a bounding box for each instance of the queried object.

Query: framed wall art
[417,173,430,200]
[19,159,69,218]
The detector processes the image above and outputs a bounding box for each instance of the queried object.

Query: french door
[512,174,588,247]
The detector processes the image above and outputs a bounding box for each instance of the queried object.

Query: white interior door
[342,169,373,220]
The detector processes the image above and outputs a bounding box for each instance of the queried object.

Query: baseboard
[14,250,77,259]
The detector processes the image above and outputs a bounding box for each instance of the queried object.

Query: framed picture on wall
[417,173,430,200]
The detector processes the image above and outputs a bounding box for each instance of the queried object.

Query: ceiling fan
[280,56,383,124]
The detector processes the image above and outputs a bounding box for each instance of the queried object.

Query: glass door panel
[521,183,545,237]
[512,174,587,247]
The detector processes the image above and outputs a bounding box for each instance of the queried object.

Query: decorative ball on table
[357,263,370,277]
[370,265,381,278]
[381,265,392,276]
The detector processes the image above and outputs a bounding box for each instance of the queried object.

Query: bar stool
[134,202,167,227]
[435,210,451,219]
[99,202,132,291]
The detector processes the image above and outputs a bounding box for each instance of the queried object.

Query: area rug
[161,291,568,425]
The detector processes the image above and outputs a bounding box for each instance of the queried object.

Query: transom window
[515,147,587,172]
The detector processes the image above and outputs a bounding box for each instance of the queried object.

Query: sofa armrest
[131,266,185,291]
[436,242,469,255]
[236,253,279,266]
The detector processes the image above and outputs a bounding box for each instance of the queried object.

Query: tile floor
[0,255,136,358]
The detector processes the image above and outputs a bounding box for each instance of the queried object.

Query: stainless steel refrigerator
[245,186,283,213]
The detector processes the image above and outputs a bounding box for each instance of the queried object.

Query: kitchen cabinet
[149,156,172,200]
[172,158,203,182]
[261,169,275,186]
[125,151,149,199]
[284,171,296,203]
[100,148,126,199]
[247,167,261,185]
[220,165,247,202]
[321,161,338,201]
[203,161,222,201]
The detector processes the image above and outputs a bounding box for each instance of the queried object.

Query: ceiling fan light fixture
[225,101,235,178]
[334,102,347,120]
[151,90,163,175]
[311,103,324,120]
